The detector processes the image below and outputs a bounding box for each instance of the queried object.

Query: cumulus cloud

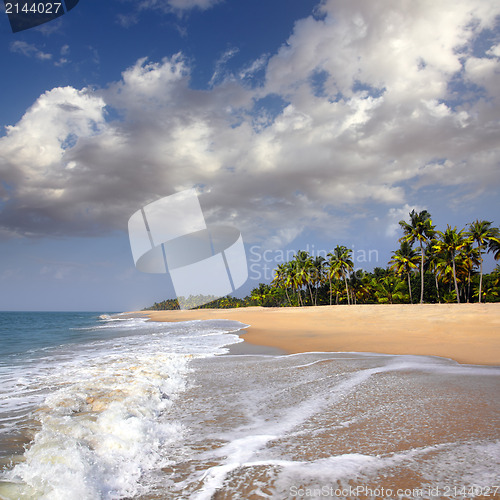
[1,0,499,247]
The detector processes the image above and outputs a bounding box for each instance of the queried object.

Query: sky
[0,0,499,311]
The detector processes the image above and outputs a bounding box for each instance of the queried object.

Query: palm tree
[399,210,435,303]
[489,237,500,260]
[466,220,499,303]
[389,240,419,303]
[326,260,340,305]
[311,256,325,306]
[349,269,372,304]
[433,226,469,304]
[250,283,272,306]
[295,251,314,306]
[426,242,447,303]
[287,260,303,306]
[372,274,406,304]
[327,245,354,305]
[458,240,480,303]
[477,265,500,302]
[272,263,293,306]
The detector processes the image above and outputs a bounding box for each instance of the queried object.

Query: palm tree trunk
[407,273,413,304]
[435,274,441,303]
[297,289,303,307]
[344,274,350,305]
[452,256,460,304]
[420,241,424,304]
[284,287,292,307]
[307,283,314,306]
[479,256,483,303]
[329,276,332,306]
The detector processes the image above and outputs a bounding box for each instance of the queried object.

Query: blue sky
[1,0,499,311]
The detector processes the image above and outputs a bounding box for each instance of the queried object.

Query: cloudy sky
[1,0,499,311]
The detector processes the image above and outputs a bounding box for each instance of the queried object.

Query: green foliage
[144,214,500,309]
[144,295,246,310]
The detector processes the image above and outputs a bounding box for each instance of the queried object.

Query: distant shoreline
[128,303,500,366]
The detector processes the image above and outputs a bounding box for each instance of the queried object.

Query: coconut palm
[250,283,272,306]
[325,259,337,305]
[466,220,499,303]
[272,263,293,306]
[489,237,500,260]
[372,274,406,304]
[476,265,500,302]
[458,240,480,302]
[294,251,314,305]
[311,255,326,306]
[349,269,372,304]
[399,210,435,303]
[286,260,303,306]
[389,240,419,303]
[425,242,447,303]
[327,245,354,305]
[433,226,470,304]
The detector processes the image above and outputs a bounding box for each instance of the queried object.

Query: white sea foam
[0,318,246,500]
[3,353,188,499]
[2,318,499,500]
[183,362,389,499]
[156,351,500,499]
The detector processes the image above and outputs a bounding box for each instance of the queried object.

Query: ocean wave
[1,352,190,499]
[0,317,247,499]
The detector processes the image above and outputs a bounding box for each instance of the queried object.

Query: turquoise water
[0,312,119,359]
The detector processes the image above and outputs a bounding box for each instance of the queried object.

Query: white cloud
[1,0,499,245]
[209,47,239,87]
[116,12,139,28]
[138,0,222,13]
[239,54,269,81]
[385,204,425,238]
[165,0,222,11]
[10,41,71,66]
[10,41,52,61]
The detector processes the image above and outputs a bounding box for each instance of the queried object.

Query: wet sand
[138,304,500,366]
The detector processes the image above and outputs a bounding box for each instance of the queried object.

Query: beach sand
[140,303,500,366]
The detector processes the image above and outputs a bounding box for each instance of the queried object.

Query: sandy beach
[140,303,500,366]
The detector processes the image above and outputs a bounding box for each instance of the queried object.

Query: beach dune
[142,303,500,366]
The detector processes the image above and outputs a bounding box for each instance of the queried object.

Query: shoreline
[131,303,500,366]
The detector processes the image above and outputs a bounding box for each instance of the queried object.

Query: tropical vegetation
[145,212,500,309]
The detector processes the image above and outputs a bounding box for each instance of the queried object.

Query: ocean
[0,312,499,500]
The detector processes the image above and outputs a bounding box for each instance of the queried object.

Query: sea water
[0,312,245,499]
[0,312,499,499]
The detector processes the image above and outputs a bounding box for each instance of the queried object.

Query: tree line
[144,212,500,310]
